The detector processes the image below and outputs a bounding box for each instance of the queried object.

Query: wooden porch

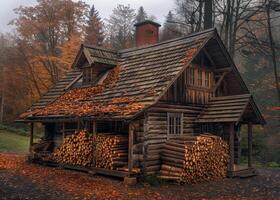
[195,94,266,178]
[28,119,140,184]
[227,122,257,178]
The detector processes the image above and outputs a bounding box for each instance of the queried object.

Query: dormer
[71,44,118,87]
[81,62,114,85]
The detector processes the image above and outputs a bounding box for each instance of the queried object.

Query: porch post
[228,123,234,172]
[128,123,134,174]
[248,122,253,168]
[62,122,65,142]
[92,120,97,136]
[29,123,34,152]
[92,120,97,167]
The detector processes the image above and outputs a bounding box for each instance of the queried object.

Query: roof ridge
[82,44,117,53]
[119,28,216,54]
[82,28,216,56]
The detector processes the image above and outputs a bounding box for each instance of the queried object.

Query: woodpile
[94,134,128,170]
[159,134,229,183]
[51,130,94,167]
[49,131,129,170]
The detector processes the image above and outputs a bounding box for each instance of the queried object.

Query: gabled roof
[18,28,214,121]
[196,94,265,125]
[83,45,118,66]
[17,28,264,124]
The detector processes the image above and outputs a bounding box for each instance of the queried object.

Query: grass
[0,130,30,153]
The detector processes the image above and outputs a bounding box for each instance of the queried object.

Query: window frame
[167,112,183,136]
[83,67,93,84]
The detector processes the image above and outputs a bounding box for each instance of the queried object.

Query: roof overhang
[195,94,266,125]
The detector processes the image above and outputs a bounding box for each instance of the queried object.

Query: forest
[0,0,279,165]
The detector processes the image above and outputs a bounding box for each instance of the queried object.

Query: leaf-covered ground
[0,153,279,200]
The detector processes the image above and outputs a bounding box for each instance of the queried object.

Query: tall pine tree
[85,5,104,46]
[161,11,182,41]
[135,6,148,23]
[105,4,136,50]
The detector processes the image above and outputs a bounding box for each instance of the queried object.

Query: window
[82,67,99,84]
[205,71,210,87]
[198,69,203,86]
[83,67,93,84]
[168,113,183,135]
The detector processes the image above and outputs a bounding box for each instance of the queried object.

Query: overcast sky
[0,0,175,33]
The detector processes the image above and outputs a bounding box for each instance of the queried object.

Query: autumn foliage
[181,46,200,65]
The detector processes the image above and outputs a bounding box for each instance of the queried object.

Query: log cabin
[17,20,265,179]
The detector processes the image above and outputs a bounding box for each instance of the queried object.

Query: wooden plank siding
[160,64,214,105]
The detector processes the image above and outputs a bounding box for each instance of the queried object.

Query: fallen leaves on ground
[1,153,280,200]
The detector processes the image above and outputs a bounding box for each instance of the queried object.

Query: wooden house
[17,21,265,179]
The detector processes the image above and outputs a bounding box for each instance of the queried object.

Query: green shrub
[0,124,28,135]
[267,162,280,168]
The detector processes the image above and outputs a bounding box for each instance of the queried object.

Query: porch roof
[195,94,265,125]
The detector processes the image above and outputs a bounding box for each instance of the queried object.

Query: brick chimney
[134,20,161,47]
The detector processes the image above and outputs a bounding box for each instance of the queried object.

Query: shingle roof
[83,45,118,66]
[90,30,214,114]
[195,94,265,124]
[30,69,82,109]
[17,28,223,121]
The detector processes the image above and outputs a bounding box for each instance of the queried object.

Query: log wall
[141,103,203,175]
[131,119,145,171]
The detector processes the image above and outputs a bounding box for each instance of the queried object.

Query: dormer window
[83,67,96,84]
[81,63,115,86]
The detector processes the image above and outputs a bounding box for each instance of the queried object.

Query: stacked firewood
[159,134,229,183]
[94,134,128,170]
[51,130,94,167]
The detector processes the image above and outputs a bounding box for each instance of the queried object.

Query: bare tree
[174,0,204,34]
[265,1,280,102]
[214,0,266,56]
[237,0,280,103]
[0,34,5,123]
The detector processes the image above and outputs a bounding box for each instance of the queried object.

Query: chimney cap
[134,20,161,27]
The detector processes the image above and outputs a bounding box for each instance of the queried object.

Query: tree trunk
[0,65,5,124]
[196,0,203,32]
[224,0,231,50]
[266,5,280,103]
[204,0,213,29]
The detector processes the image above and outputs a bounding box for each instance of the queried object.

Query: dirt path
[0,153,279,200]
